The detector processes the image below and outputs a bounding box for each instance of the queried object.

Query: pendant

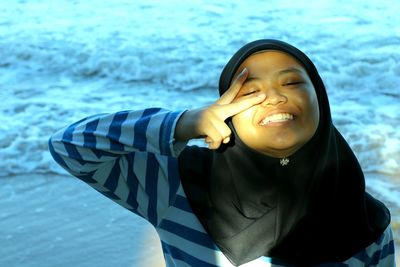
[280,157,289,166]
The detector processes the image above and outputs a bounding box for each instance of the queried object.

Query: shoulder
[178,145,213,176]
[344,225,395,266]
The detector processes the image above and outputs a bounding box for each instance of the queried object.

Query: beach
[0,174,398,266]
[0,174,166,267]
[1,0,399,265]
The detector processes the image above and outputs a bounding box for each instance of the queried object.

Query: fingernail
[257,93,266,99]
[239,68,247,76]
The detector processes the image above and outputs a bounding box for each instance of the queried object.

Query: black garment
[178,39,390,266]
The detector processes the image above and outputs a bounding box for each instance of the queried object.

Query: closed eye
[282,81,304,86]
[241,90,258,96]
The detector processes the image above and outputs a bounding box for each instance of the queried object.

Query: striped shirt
[49,108,396,267]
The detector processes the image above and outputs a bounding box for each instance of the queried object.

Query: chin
[263,143,297,153]
[261,133,299,147]
[247,136,302,156]
[237,128,305,155]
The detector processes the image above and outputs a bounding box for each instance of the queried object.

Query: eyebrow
[276,67,304,76]
[243,67,304,84]
[243,76,260,84]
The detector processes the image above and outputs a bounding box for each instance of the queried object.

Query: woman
[49,39,395,266]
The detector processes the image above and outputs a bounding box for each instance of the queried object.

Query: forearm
[48,108,187,224]
[49,109,187,172]
[174,108,204,142]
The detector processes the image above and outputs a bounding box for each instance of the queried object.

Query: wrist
[174,109,200,141]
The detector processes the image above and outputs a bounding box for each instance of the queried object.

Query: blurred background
[1,0,399,266]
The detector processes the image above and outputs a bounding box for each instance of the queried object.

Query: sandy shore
[1,174,166,267]
[1,174,398,266]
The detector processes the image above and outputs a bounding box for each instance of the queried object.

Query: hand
[175,68,266,149]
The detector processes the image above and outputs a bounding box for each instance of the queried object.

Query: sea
[0,0,399,266]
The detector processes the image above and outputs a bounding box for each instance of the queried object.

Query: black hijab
[178,39,390,266]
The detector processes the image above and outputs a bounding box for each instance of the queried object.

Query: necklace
[280,157,290,166]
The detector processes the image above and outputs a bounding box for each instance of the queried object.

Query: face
[231,51,320,158]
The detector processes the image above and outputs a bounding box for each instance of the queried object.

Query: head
[219,40,329,158]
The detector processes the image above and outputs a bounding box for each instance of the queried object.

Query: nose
[260,88,287,107]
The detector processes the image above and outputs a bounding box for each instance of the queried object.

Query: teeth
[260,113,294,125]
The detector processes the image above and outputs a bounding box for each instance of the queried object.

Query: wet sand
[1,174,166,267]
[1,174,398,266]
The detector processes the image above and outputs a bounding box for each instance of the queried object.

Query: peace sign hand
[175,68,266,149]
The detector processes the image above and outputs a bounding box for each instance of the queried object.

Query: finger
[210,120,232,148]
[220,92,266,119]
[222,136,230,144]
[204,137,213,148]
[204,126,224,149]
[217,68,248,105]
[203,119,232,149]
[211,119,232,141]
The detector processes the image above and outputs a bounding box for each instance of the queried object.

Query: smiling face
[231,51,320,158]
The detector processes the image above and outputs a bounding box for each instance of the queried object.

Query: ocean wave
[0,0,399,180]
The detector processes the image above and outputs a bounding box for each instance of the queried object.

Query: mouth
[258,113,294,126]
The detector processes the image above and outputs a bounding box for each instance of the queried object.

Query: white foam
[1,0,398,179]
[1,1,399,265]
[0,0,399,206]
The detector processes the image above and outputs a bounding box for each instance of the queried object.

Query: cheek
[311,99,320,124]
[295,87,318,111]
[305,90,320,121]
[232,108,256,137]
[232,108,255,126]
[295,89,320,130]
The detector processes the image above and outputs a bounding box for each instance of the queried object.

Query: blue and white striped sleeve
[48,108,187,226]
